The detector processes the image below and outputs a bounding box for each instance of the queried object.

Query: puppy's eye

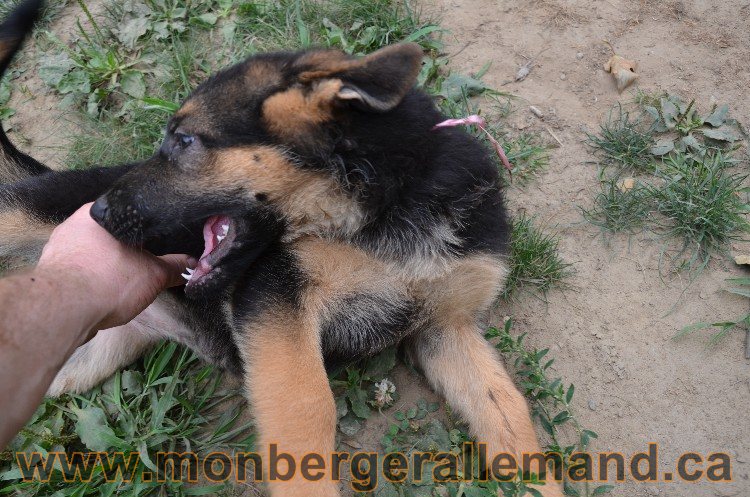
[177,133,195,149]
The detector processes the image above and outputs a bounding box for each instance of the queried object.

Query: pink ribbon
[432,115,514,178]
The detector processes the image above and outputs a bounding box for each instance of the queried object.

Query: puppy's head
[90,43,424,297]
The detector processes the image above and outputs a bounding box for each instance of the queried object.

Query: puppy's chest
[225,237,505,370]
[296,239,445,364]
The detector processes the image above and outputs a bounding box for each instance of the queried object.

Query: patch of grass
[368,319,610,497]
[232,0,437,55]
[317,0,439,54]
[646,151,749,269]
[37,0,440,167]
[585,92,749,273]
[66,105,166,168]
[586,105,655,175]
[503,132,551,185]
[582,150,749,271]
[581,179,652,234]
[1,342,251,496]
[504,214,573,299]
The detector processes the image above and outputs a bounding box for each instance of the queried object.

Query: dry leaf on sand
[603,54,638,92]
[617,177,635,191]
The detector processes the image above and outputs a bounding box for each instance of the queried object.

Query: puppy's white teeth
[186,267,195,275]
[216,235,226,242]
[181,272,192,281]
[221,224,229,236]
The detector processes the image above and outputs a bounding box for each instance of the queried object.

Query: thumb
[157,254,197,288]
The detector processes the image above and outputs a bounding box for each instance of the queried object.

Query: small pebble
[529,105,544,119]
[576,52,584,60]
[560,73,567,80]
[588,399,598,411]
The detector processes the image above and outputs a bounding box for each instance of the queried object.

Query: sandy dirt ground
[422,1,750,496]
[5,1,750,496]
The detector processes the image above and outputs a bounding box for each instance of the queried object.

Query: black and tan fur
[0,2,562,495]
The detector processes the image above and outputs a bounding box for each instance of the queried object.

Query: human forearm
[0,204,191,449]
[0,267,105,447]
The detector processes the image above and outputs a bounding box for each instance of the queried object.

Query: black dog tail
[0,0,50,183]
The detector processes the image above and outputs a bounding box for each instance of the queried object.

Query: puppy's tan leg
[409,324,563,496]
[48,322,158,396]
[48,297,190,396]
[240,310,338,497]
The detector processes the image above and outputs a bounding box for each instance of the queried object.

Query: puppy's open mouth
[182,214,236,287]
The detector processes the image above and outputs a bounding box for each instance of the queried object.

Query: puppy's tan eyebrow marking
[174,99,198,118]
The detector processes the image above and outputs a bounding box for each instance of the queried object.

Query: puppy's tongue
[188,215,231,283]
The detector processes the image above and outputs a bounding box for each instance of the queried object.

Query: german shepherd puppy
[0,1,562,495]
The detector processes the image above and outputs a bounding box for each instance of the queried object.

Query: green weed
[488,319,613,497]
[581,179,652,234]
[1,342,252,496]
[676,277,750,345]
[585,93,749,274]
[329,348,399,437]
[586,105,655,175]
[646,151,749,270]
[643,94,745,157]
[351,320,614,497]
[503,215,573,299]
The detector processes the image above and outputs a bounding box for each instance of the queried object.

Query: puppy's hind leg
[0,164,134,267]
[407,323,564,497]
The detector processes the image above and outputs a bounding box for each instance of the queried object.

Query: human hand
[36,203,194,333]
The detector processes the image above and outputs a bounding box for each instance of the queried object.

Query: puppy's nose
[90,196,110,224]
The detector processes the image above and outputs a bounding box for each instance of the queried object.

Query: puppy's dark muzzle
[90,190,206,257]
[89,190,149,247]
[90,196,109,224]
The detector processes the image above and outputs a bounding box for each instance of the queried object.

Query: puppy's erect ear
[298,43,424,112]
[262,44,423,145]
